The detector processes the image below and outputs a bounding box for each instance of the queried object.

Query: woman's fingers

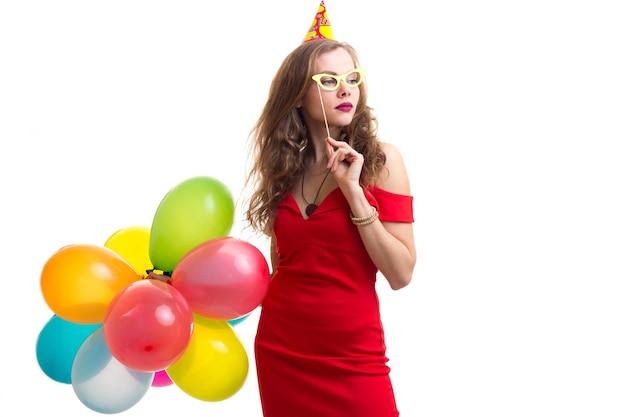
[325,137,362,172]
[325,138,335,162]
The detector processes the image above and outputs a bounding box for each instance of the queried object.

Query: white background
[1,0,625,416]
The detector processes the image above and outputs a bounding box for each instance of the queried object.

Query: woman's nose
[337,82,351,96]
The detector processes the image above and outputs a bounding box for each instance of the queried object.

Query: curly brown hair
[243,39,386,236]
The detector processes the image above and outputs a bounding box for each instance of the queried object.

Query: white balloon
[71,327,153,414]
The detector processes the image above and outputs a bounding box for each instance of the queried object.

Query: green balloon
[149,176,235,272]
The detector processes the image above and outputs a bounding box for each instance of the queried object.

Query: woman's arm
[327,138,416,290]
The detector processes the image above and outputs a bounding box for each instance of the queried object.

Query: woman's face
[299,47,361,133]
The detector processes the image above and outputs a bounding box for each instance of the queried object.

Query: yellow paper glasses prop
[311,68,366,91]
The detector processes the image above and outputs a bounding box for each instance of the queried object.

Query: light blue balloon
[228,313,251,326]
[71,327,153,414]
[36,315,101,384]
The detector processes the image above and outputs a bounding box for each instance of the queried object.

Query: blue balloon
[228,313,251,326]
[36,315,101,384]
[72,327,153,414]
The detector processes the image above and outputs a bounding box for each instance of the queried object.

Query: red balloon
[103,279,193,372]
[171,237,270,320]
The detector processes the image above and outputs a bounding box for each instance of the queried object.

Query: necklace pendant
[305,204,318,217]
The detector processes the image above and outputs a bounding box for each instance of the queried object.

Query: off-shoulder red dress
[255,186,414,417]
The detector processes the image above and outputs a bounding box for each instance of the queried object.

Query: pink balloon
[152,370,173,387]
[103,279,193,372]
[171,237,270,320]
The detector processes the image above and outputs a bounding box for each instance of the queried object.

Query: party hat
[303,1,334,43]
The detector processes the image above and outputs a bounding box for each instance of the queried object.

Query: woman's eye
[321,77,338,87]
[346,73,360,85]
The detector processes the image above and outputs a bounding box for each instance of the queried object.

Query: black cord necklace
[302,165,331,217]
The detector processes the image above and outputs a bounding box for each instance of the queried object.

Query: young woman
[244,38,416,417]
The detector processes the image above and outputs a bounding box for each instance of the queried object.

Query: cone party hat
[303,1,334,42]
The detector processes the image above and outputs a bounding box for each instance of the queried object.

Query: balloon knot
[144,269,172,284]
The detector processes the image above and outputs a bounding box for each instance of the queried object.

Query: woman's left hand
[325,137,363,187]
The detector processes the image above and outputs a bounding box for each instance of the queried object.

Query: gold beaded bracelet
[350,206,379,226]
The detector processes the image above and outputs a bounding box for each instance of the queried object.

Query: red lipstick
[335,102,353,112]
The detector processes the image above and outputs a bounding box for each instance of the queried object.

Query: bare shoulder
[380,142,403,164]
[377,142,411,195]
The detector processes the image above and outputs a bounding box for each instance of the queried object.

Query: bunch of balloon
[37,176,271,414]
[38,243,149,414]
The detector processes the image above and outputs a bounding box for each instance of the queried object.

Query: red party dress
[255,186,414,417]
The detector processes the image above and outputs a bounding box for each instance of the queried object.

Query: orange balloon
[40,244,140,324]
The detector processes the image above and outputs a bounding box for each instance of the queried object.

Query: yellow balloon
[166,315,248,402]
[104,226,153,276]
[40,244,140,324]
